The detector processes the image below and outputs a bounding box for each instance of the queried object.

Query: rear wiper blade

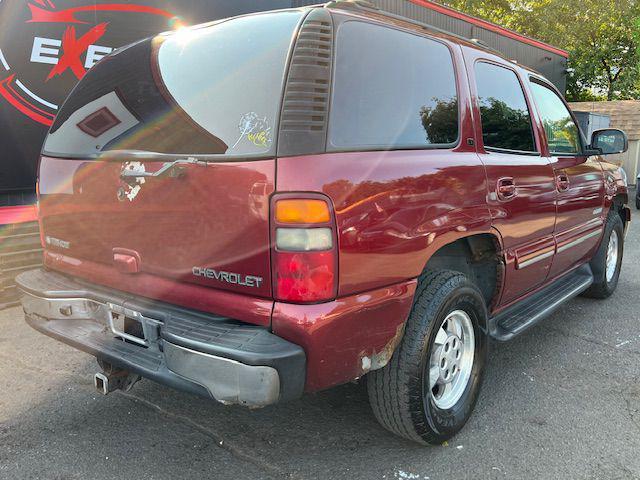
[119,157,208,179]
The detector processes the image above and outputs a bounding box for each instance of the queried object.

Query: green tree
[477,97,534,149]
[420,98,458,144]
[436,0,640,100]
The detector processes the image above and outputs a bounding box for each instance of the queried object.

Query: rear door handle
[556,173,570,192]
[497,177,517,200]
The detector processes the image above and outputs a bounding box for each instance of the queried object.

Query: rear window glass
[328,22,459,150]
[475,62,536,153]
[44,11,303,158]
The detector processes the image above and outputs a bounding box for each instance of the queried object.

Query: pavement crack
[115,391,294,479]
[543,326,640,357]
[622,391,640,435]
[0,352,70,378]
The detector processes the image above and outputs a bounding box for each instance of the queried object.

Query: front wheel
[583,210,624,299]
[367,270,487,445]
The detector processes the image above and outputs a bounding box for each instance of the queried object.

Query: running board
[489,264,594,342]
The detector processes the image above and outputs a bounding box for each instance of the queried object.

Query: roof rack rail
[324,1,379,10]
[325,0,508,60]
[469,38,504,57]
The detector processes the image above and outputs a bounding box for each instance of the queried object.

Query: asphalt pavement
[1,210,639,480]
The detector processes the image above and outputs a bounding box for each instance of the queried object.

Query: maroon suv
[17,1,631,444]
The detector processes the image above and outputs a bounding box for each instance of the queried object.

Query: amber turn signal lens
[275,199,330,224]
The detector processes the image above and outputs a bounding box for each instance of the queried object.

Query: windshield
[44,10,303,158]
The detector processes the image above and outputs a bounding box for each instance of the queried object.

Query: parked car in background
[16,1,630,445]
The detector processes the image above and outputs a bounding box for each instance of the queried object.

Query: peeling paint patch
[126,184,142,201]
[359,323,406,374]
[120,161,147,202]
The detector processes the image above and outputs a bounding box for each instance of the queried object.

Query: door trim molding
[518,249,554,269]
[557,229,601,254]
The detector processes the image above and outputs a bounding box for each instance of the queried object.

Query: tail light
[271,195,337,303]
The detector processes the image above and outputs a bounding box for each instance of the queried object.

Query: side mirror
[588,128,628,156]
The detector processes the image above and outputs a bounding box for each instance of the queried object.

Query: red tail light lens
[274,252,335,302]
[272,195,337,303]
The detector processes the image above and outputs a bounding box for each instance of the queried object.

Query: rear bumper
[16,268,305,407]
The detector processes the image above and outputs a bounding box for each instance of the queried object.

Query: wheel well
[424,234,502,309]
[613,194,629,228]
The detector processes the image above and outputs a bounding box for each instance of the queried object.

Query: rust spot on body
[360,322,406,374]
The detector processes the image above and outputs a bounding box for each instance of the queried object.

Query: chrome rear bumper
[17,269,305,407]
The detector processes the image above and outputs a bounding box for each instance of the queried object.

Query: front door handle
[497,177,517,200]
[556,173,570,192]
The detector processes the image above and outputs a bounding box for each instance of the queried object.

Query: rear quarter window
[328,21,459,150]
[157,11,303,156]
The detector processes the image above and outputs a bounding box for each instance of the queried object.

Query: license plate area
[106,303,161,348]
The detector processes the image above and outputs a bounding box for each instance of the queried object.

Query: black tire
[636,196,639,210]
[583,210,624,299]
[367,270,487,445]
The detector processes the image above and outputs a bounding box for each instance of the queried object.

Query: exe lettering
[192,267,263,288]
[31,36,113,70]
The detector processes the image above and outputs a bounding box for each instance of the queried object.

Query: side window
[474,62,536,153]
[529,81,581,155]
[328,22,458,150]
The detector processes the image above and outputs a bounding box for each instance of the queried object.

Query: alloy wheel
[427,310,475,410]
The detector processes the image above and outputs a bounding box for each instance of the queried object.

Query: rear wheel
[583,210,624,299]
[367,270,487,445]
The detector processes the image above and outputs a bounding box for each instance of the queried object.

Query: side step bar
[489,264,594,342]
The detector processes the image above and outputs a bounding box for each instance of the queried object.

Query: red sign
[0,1,176,126]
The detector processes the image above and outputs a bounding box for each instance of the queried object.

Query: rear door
[527,78,605,279]
[37,10,305,299]
[465,53,557,306]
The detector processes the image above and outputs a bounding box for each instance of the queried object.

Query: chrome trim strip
[557,230,601,254]
[518,249,554,269]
